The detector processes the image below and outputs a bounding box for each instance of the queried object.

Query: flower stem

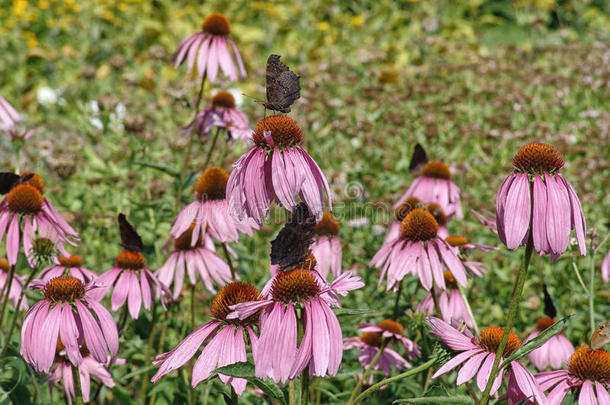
[0,264,16,329]
[221,243,236,281]
[230,386,238,404]
[72,365,85,405]
[479,237,534,405]
[118,305,129,334]
[201,126,223,170]
[346,340,388,405]
[288,381,295,405]
[140,302,158,405]
[351,355,438,405]
[301,368,310,405]
[1,266,37,357]
[392,279,403,319]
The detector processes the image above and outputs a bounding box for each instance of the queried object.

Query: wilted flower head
[496,143,586,259]
[171,13,246,82]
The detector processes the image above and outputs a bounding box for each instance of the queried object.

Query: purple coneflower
[91,250,169,319]
[344,320,419,382]
[416,271,476,329]
[0,258,28,310]
[426,317,546,403]
[0,171,78,265]
[525,316,574,371]
[602,249,609,283]
[384,199,449,245]
[21,276,118,373]
[394,161,462,219]
[156,224,232,298]
[171,13,246,82]
[228,266,363,383]
[227,115,332,225]
[0,96,20,128]
[186,91,251,141]
[311,211,342,279]
[534,345,609,404]
[444,235,497,278]
[371,208,467,291]
[151,282,261,395]
[38,255,96,283]
[172,167,256,244]
[496,143,586,258]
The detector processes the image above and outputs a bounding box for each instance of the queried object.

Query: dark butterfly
[542,284,557,319]
[409,144,429,174]
[270,203,316,268]
[0,172,34,194]
[118,213,143,252]
[263,54,301,114]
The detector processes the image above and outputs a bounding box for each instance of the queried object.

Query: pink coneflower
[38,255,96,283]
[171,13,246,82]
[228,267,364,383]
[21,276,119,373]
[92,250,169,319]
[534,345,609,404]
[444,235,497,278]
[344,320,419,381]
[602,249,609,283]
[0,258,28,310]
[394,161,462,219]
[151,282,260,395]
[496,143,586,258]
[227,116,332,225]
[416,271,475,329]
[186,91,251,141]
[0,172,78,265]
[0,96,20,128]
[156,224,232,298]
[371,208,468,291]
[471,208,498,234]
[426,317,546,403]
[311,212,342,279]
[384,199,449,244]
[525,316,574,371]
[172,167,256,244]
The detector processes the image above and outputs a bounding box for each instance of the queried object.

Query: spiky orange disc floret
[568,346,610,382]
[212,91,236,109]
[44,276,86,302]
[478,327,521,357]
[271,269,321,304]
[378,319,404,336]
[194,167,229,200]
[361,332,382,347]
[115,251,146,270]
[0,259,9,272]
[314,212,340,236]
[422,162,451,180]
[7,184,43,214]
[400,209,438,242]
[395,197,422,221]
[536,316,556,332]
[211,282,261,325]
[445,235,469,247]
[202,13,231,36]
[443,271,458,289]
[252,115,303,148]
[512,143,564,174]
[20,171,45,193]
[426,203,447,226]
[59,255,83,268]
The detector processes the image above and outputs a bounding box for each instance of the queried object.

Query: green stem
[72,365,85,405]
[288,381,295,405]
[301,368,310,405]
[346,340,388,405]
[392,279,403,319]
[0,264,16,329]
[479,238,534,405]
[351,355,438,405]
[1,266,37,356]
[201,126,222,171]
[118,305,129,334]
[140,303,158,405]
[465,381,481,405]
[230,386,238,404]
[221,243,236,281]
[430,289,442,317]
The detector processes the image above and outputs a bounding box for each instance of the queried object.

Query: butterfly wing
[264,54,300,113]
[409,144,429,174]
[270,203,315,267]
[542,284,557,318]
[118,213,143,252]
[0,173,21,194]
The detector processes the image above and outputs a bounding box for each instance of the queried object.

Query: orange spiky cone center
[478,327,521,357]
[252,115,303,148]
[271,269,320,304]
[512,143,564,174]
[361,332,382,347]
[20,171,45,193]
[0,259,9,272]
[202,13,231,36]
[211,282,260,325]
[422,162,451,180]
[445,235,469,247]
[44,276,86,302]
[426,203,447,226]
[400,209,438,242]
[115,251,146,270]
[194,167,229,201]
[314,212,340,236]
[59,255,83,268]
[212,91,236,109]
[395,197,422,221]
[536,316,556,332]
[444,271,458,289]
[378,319,404,336]
[7,184,43,214]
[568,346,610,382]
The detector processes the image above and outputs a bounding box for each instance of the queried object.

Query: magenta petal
[594,381,610,404]
[476,352,495,392]
[38,303,62,372]
[59,303,82,366]
[75,301,108,363]
[310,299,330,376]
[504,173,531,249]
[432,350,480,378]
[578,380,596,405]
[560,175,587,255]
[85,298,119,357]
[456,352,487,385]
[544,173,570,255]
[127,271,142,319]
[532,174,550,254]
[511,361,546,405]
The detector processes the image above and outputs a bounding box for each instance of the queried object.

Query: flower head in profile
[38,255,96,284]
[172,167,257,244]
[171,13,246,82]
[0,258,28,310]
[311,211,342,279]
[152,282,261,395]
[427,317,546,403]
[496,143,586,259]
[525,316,574,371]
[384,199,449,245]
[371,208,468,291]
[534,345,609,404]
[156,224,232,298]
[344,320,420,381]
[0,172,79,265]
[228,263,363,383]
[444,235,497,278]
[0,96,20,128]
[21,276,119,373]
[227,116,332,225]
[186,91,251,141]
[394,161,462,219]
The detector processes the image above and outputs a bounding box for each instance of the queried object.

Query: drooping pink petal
[504,173,531,249]
[544,173,571,255]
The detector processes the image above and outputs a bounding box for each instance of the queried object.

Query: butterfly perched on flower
[118,213,143,253]
[263,54,300,114]
[590,320,610,351]
[409,143,428,174]
[0,172,34,194]
[270,203,316,268]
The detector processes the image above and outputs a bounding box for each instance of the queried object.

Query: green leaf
[334,308,379,317]
[134,161,180,177]
[215,362,255,378]
[213,363,286,404]
[250,378,287,405]
[500,315,572,368]
[393,395,474,404]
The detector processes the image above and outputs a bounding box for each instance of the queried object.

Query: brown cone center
[7,184,43,214]
[445,235,469,247]
[422,162,451,180]
[59,255,83,268]
[271,269,321,304]
[378,319,404,336]
[400,209,438,242]
[212,91,236,109]
[568,346,610,382]
[115,251,146,270]
[395,197,422,221]
[202,13,231,36]
[44,276,86,302]
[252,115,303,148]
[314,212,340,236]
[512,143,564,174]
[194,167,229,201]
[361,332,382,347]
[478,327,521,357]
[211,282,260,325]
